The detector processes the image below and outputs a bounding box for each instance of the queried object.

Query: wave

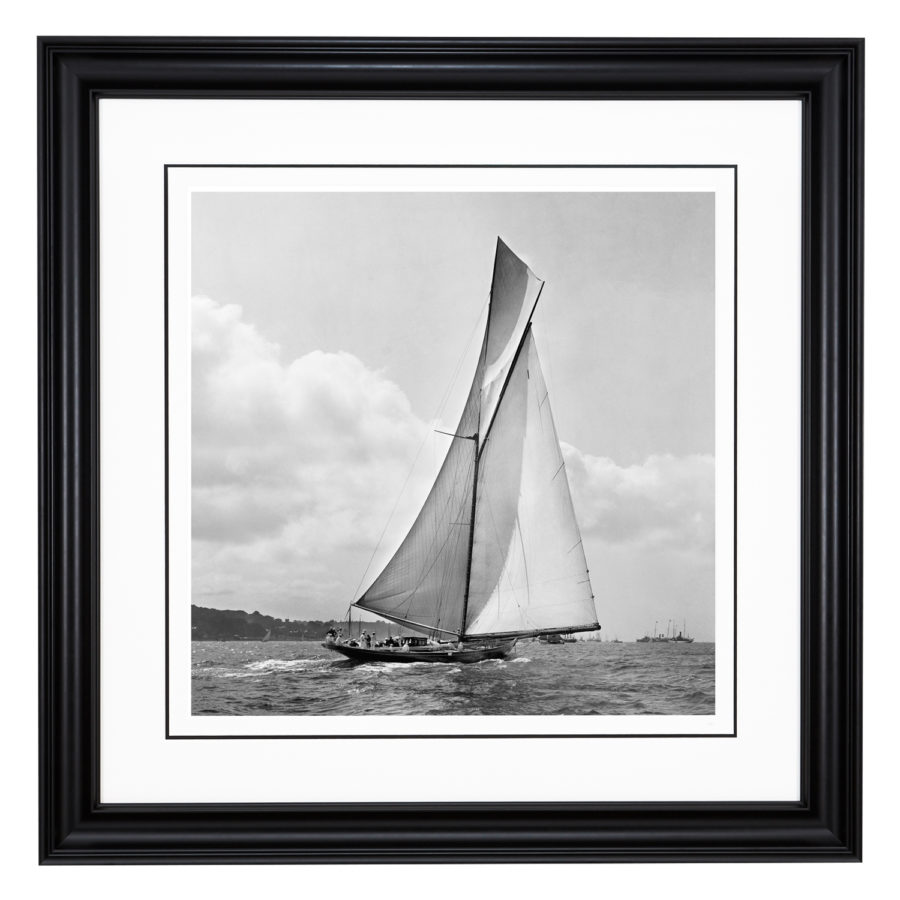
[352,661,440,674]
[244,658,329,673]
[192,641,717,717]
[684,689,714,701]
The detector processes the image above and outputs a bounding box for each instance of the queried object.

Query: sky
[190,190,717,641]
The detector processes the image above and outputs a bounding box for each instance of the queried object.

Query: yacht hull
[322,639,516,664]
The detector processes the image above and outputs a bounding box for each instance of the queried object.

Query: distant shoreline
[191,604,392,642]
[191,605,714,644]
[191,636,715,646]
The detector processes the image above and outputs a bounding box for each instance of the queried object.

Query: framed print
[38,38,862,862]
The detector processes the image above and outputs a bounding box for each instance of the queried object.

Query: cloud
[191,296,434,618]
[561,444,715,557]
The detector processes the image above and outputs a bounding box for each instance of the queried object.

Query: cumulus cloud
[190,295,714,620]
[561,444,715,557]
[191,295,434,618]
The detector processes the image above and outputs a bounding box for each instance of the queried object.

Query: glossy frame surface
[38,37,863,863]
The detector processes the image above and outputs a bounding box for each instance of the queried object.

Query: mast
[458,273,491,642]
[459,432,480,639]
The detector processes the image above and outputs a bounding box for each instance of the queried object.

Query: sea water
[191,640,715,716]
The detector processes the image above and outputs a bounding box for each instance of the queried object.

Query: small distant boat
[611,636,623,644]
[671,620,694,643]
[322,239,600,665]
[636,635,651,643]
[538,633,576,645]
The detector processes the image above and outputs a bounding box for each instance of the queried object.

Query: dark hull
[322,639,516,664]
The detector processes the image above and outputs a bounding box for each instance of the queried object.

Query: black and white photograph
[176,171,734,724]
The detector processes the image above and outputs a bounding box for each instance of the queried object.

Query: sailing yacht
[324,239,600,664]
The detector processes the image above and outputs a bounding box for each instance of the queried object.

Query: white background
[2,0,894,895]
[105,107,752,799]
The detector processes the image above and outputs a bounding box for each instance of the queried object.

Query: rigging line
[492,572,592,592]
[438,503,472,632]
[349,294,489,602]
[534,302,560,425]
[406,440,475,569]
[434,480,471,632]
[434,429,477,440]
[544,402,595,599]
[431,292,490,427]
[372,453,477,614]
[433,528,453,633]
[524,598,597,611]
[536,382,546,435]
[410,449,477,591]
[358,420,474,607]
[396,521,459,609]
[515,512,536,631]
[481,488,526,620]
[352,440,448,605]
[441,474,477,632]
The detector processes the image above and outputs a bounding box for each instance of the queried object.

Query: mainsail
[354,238,598,639]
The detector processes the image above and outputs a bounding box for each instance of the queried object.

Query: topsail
[354,238,598,640]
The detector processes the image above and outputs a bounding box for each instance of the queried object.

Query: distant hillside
[191,605,393,641]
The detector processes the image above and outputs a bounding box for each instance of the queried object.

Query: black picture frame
[38,37,863,863]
